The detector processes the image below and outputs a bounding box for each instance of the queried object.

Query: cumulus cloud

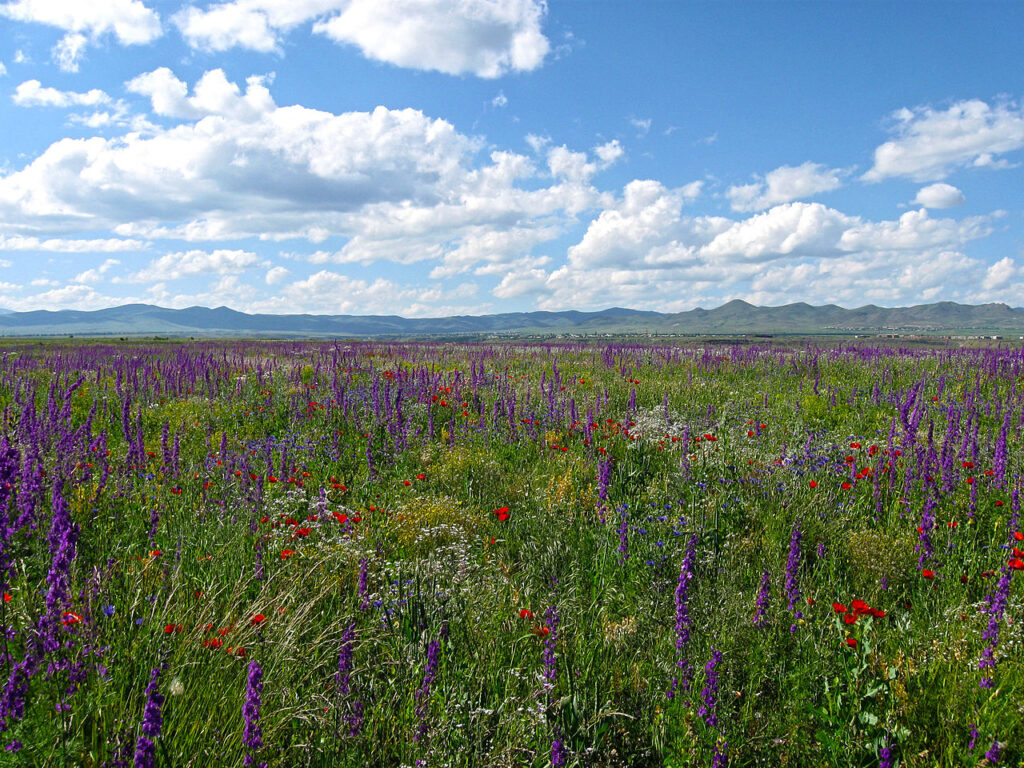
[527,178,1005,311]
[172,0,549,77]
[265,265,290,284]
[72,258,121,284]
[313,0,548,77]
[0,283,129,311]
[912,182,965,208]
[863,99,1024,182]
[0,71,481,240]
[126,67,275,120]
[727,162,845,212]
[0,68,632,287]
[249,269,479,316]
[13,80,112,108]
[121,249,267,282]
[0,0,161,71]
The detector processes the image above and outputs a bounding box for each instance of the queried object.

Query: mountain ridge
[0,301,1022,338]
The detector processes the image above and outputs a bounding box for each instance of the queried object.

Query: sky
[1,1,1023,317]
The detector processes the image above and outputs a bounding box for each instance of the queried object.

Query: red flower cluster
[494,506,510,522]
[832,598,885,624]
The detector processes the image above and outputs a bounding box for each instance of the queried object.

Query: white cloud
[837,208,996,252]
[53,31,88,72]
[0,235,143,251]
[0,69,629,289]
[172,0,549,78]
[981,256,1018,293]
[0,71,482,240]
[727,162,845,212]
[0,61,7,76]
[528,180,1006,311]
[0,283,126,311]
[593,139,624,168]
[313,0,549,78]
[265,265,290,284]
[125,68,274,121]
[72,258,121,284]
[491,91,508,108]
[912,182,965,208]
[122,249,267,282]
[250,269,474,316]
[863,99,1024,182]
[629,117,651,137]
[1,0,161,69]
[13,79,112,108]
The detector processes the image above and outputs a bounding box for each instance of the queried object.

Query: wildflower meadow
[0,339,1021,767]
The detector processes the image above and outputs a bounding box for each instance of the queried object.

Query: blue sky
[1,1,1023,316]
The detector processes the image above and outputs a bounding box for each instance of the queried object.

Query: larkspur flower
[752,570,770,627]
[242,660,266,768]
[698,647,722,727]
[133,667,164,768]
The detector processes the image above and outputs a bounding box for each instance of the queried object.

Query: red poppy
[2,592,10,603]
[851,599,870,615]
[806,597,815,606]
[416,474,426,480]
[922,569,935,579]
[295,528,311,537]
[1014,531,1024,541]
[62,611,82,626]
[251,614,266,625]
[519,609,534,620]
[966,477,975,485]
[204,638,223,649]
[280,549,295,559]
[870,609,886,619]
[149,550,161,558]
[850,442,861,449]
[403,480,411,486]
[495,507,510,521]
[809,481,818,488]
[841,482,852,490]
[268,475,278,483]
[1009,559,1024,570]
[535,626,550,637]
[843,613,857,625]
[845,638,857,648]
[164,623,183,634]
[832,602,847,613]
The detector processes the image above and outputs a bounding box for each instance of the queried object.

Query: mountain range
[0,300,1023,338]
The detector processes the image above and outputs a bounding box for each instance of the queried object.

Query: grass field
[0,339,1020,767]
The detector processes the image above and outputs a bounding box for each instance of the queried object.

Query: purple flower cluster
[668,533,698,698]
[698,647,722,727]
[133,667,165,768]
[978,565,1013,687]
[711,736,728,768]
[243,660,266,768]
[414,639,441,743]
[752,570,770,627]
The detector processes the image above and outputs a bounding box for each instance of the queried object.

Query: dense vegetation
[0,340,1020,767]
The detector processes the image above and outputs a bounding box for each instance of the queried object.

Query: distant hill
[0,301,1022,338]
